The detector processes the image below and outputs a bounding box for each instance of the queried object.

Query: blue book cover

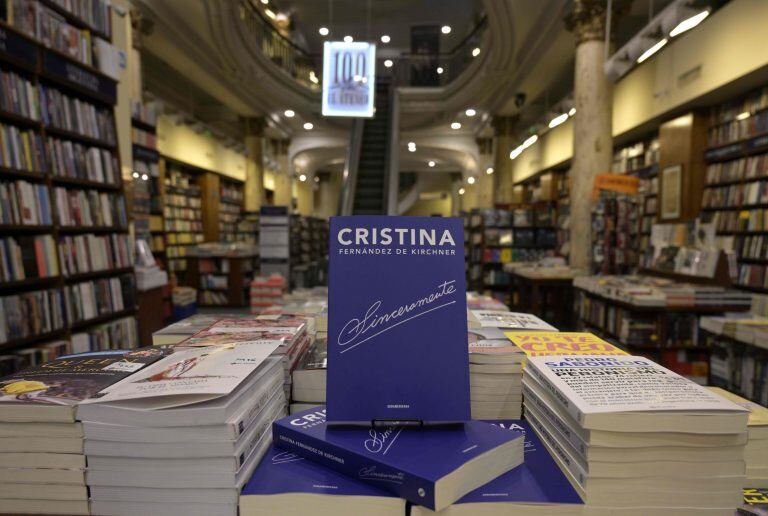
[455,420,582,507]
[327,216,469,424]
[272,407,524,511]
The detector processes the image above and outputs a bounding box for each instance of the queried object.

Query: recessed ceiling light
[384,59,393,68]
[568,108,576,116]
[299,174,307,182]
[343,35,353,43]
[264,8,276,19]
[132,172,139,179]
[441,25,451,34]
[465,108,476,117]
[637,38,667,63]
[303,122,314,130]
[548,113,569,129]
[458,187,465,195]
[407,142,416,152]
[472,47,481,57]
[141,174,149,181]
[486,167,494,175]
[428,160,436,167]
[436,67,444,74]
[450,122,461,130]
[380,35,390,43]
[284,109,295,118]
[319,27,329,36]
[467,176,475,185]
[314,176,320,183]
[260,0,268,4]
[669,9,709,38]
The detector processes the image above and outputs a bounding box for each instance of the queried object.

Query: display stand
[186,253,258,308]
[509,267,585,330]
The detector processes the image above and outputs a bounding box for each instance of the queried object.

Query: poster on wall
[661,164,682,220]
[326,216,470,425]
[322,41,376,118]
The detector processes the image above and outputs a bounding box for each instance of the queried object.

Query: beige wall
[157,115,248,181]
[405,195,452,217]
[511,0,768,182]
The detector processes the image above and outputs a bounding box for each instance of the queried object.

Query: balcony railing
[239,0,321,90]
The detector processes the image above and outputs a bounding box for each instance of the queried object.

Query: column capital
[242,116,266,137]
[492,116,518,137]
[565,0,631,44]
[130,9,152,50]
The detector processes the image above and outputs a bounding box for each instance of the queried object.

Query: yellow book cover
[503,331,628,357]
[706,387,768,427]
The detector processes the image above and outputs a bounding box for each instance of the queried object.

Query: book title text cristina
[336,227,456,255]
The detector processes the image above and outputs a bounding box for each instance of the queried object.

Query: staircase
[352,78,391,214]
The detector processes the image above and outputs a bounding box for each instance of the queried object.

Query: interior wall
[405,195,452,217]
[157,115,248,180]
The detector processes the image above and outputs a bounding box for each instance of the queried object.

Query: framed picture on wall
[661,164,682,220]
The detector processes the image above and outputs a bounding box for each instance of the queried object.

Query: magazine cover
[327,216,470,424]
[0,348,170,406]
[82,343,280,406]
[504,332,628,357]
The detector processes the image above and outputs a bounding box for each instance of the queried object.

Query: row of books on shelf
[0,233,57,281]
[0,179,51,225]
[702,181,768,208]
[63,274,133,323]
[612,138,659,173]
[221,182,243,203]
[706,154,768,184]
[738,263,768,290]
[130,100,157,126]
[710,85,768,126]
[0,67,38,120]
[482,269,510,287]
[709,209,768,232]
[131,127,155,149]
[164,206,200,220]
[738,234,768,260]
[58,232,132,276]
[49,0,112,36]
[40,86,115,144]
[53,187,127,227]
[166,244,190,258]
[165,192,201,208]
[48,137,118,184]
[0,316,137,376]
[708,109,768,147]
[0,123,44,171]
[165,219,202,232]
[711,341,768,406]
[220,202,241,215]
[198,289,229,306]
[167,232,203,244]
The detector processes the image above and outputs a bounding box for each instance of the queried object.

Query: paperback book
[468,310,557,331]
[504,332,627,357]
[327,216,470,424]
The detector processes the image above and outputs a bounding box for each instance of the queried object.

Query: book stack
[0,348,167,515]
[78,343,286,516]
[290,336,327,414]
[467,310,557,420]
[708,387,768,488]
[523,354,749,515]
[151,314,232,346]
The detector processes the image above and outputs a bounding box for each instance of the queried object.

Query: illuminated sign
[322,41,376,118]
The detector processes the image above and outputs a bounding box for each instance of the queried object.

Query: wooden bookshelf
[0,15,137,370]
[162,157,204,278]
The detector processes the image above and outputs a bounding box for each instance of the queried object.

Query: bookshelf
[702,86,768,293]
[218,177,244,243]
[162,157,204,278]
[0,14,137,371]
[130,100,161,262]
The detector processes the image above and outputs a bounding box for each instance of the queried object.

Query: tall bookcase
[219,177,244,243]
[162,157,204,278]
[0,15,137,373]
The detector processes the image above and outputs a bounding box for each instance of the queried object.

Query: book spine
[272,423,437,510]
[522,380,588,458]
[234,369,284,437]
[525,365,586,425]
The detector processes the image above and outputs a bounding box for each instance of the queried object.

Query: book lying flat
[411,420,582,515]
[468,311,558,331]
[240,446,405,516]
[468,328,526,364]
[0,499,88,515]
[504,332,627,357]
[151,314,236,345]
[273,407,524,511]
[0,452,85,470]
[0,348,170,422]
[327,216,470,425]
[526,355,749,433]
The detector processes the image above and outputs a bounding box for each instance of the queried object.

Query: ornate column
[493,116,517,205]
[566,0,615,269]
[243,117,265,212]
[272,139,293,208]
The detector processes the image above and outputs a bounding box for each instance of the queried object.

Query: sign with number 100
[322,41,376,118]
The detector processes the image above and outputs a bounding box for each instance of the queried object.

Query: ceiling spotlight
[450,122,461,130]
[467,176,476,185]
[284,109,295,118]
[669,10,709,38]
[380,35,390,43]
[637,38,667,63]
[472,47,481,57]
[437,67,444,74]
[141,174,149,181]
[407,141,416,152]
[548,113,569,129]
[303,122,314,130]
[314,176,320,183]
[428,160,436,168]
[458,187,466,195]
[299,174,307,182]
[260,0,268,4]
[343,35,353,43]
[264,8,276,19]
[441,25,451,34]
[568,107,576,117]
[309,71,319,84]
[132,172,140,179]
[319,27,329,36]
[465,108,476,117]
[486,167,494,175]
[384,59,393,68]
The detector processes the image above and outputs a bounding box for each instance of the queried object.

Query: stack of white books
[709,387,768,488]
[77,344,286,516]
[0,348,169,515]
[467,310,557,420]
[523,354,749,516]
[290,337,327,414]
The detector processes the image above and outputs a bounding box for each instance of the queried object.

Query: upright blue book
[272,407,524,511]
[240,445,404,516]
[327,216,469,424]
[410,420,583,515]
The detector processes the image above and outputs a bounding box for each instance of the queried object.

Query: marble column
[296,179,314,215]
[567,0,613,270]
[243,117,265,212]
[316,172,341,218]
[272,139,293,208]
[493,116,517,205]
